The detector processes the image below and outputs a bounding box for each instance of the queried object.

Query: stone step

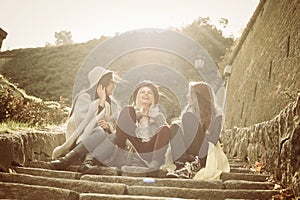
[229,167,252,173]
[25,160,254,179]
[220,172,269,182]
[228,163,246,168]
[15,166,81,179]
[0,182,79,200]
[8,166,276,191]
[15,166,269,183]
[28,160,248,169]
[5,161,278,199]
[223,180,274,190]
[1,184,280,200]
[81,174,274,190]
[0,172,279,200]
[80,193,190,200]
[80,188,278,200]
[227,158,247,163]
[27,159,249,169]
[0,172,126,195]
[81,175,223,189]
[0,181,187,200]
[14,166,118,179]
[9,167,276,190]
[126,186,279,200]
[26,161,119,175]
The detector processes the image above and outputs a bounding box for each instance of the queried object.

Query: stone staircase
[0,158,281,199]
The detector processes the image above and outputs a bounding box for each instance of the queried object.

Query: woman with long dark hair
[50,66,119,170]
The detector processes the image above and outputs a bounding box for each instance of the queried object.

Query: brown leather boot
[50,143,87,170]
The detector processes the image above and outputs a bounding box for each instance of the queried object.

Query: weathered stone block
[0,129,65,171]
[0,182,79,200]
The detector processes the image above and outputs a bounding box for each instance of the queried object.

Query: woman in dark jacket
[115,80,170,171]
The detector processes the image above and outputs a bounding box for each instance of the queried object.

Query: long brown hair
[189,81,215,131]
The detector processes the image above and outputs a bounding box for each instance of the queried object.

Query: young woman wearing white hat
[50,66,119,170]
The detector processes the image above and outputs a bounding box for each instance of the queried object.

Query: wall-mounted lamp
[194,55,205,70]
[223,65,232,77]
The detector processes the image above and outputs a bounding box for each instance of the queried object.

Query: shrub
[0,75,68,126]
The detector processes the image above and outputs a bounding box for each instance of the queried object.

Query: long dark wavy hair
[189,81,215,132]
[68,72,113,117]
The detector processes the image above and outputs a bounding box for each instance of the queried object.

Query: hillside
[0,38,106,104]
[0,20,233,107]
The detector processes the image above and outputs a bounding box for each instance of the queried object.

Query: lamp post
[223,65,232,87]
[194,55,205,70]
[221,65,232,121]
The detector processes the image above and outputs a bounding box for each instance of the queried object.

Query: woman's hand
[140,107,149,116]
[97,84,106,107]
[98,119,110,132]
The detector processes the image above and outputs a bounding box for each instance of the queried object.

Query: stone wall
[0,128,65,170]
[221,95,300,197]
[225,0,300,128]
[0,28,8,51]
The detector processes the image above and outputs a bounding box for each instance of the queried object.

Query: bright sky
[0,0,259,50]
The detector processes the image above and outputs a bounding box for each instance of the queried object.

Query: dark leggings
[116,106,170,164]
[170,112,223,167]
[170,112,208,166]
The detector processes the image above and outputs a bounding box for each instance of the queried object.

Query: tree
[45,42,53,47]
[55,30,73,46]
[219,18,229,28]
[181,17,234,64]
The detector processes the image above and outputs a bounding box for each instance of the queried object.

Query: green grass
[0,121,34,133]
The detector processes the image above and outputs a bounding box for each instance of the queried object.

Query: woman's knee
[157,125,170,139]
[170,123,181,140]
[182,112,198,125]
[117,106,136,132]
